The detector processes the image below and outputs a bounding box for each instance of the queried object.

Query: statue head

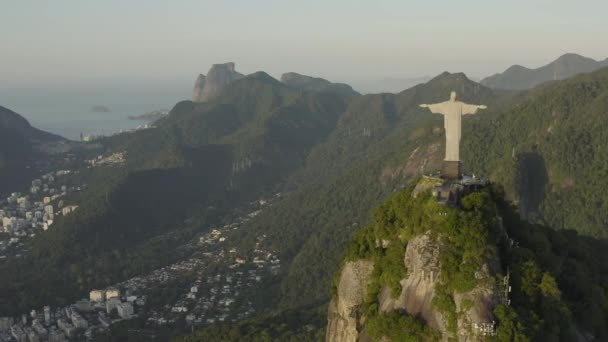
[450,91,457,102]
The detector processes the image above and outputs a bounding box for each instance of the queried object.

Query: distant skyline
[2,0,608,89]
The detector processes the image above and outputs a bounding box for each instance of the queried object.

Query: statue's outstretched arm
[420,102,446,114]
[462,103,487,115]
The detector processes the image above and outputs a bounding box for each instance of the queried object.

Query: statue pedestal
[442,161,462,180]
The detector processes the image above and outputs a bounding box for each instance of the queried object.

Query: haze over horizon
[2,0,608,91]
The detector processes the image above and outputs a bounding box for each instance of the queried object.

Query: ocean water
[0,86,189,140]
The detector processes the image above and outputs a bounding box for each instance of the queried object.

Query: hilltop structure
[420,91,486,180]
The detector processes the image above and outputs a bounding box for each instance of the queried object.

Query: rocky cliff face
[192,74,206,102]
[377,233,446,332]
[327,231,498,342]
[326,177,503,342]
[192,62,244,102]
[326,260,375,342]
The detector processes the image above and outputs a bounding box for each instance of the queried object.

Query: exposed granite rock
[192,74,206,102]
[379,232,446,332]
[328,229,499,342]
[193,62,244,102]
[281,72,360,97]
[326,260,374,342]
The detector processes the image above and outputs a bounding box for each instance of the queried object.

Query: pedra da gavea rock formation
[192,62,244,102]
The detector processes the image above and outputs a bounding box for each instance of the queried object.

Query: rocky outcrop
[192,62,244,102]
[192,74,206,102]
[379,233,446,331]
[328,231,498,342]
[326,260,374,342]
[453,280,497,340]
[281,72,360,97]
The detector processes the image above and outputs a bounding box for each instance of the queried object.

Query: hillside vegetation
[179,69,608,339]
[481,53,608,90]
[331,182,608,340]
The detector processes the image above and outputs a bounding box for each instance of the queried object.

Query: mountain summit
[280,72,360,97]
[0,106,66,193]
[481,53,608,90]
[326,179,606,341]
[192,62,244,102]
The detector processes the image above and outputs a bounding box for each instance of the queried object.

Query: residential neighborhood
[0,196,281,341]
[0,170,82,260]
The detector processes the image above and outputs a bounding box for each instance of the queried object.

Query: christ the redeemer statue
[420,91,486,179]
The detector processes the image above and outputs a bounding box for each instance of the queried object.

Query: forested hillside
[0,72,350,314]
[328,183,608,340]
[180,68,608,340]
[0,106,66,194]
[464,66,608,237]
[481,53,608,90]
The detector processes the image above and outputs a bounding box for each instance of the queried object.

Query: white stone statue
[420,91,486,162]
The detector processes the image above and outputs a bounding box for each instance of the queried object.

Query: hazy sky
[3,0,608,88]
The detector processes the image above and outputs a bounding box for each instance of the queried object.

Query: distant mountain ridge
[0,106,61,142]
[350,76,432,94]
[0,106,66,194]
[280,72,360,97]
[193,63,360,102]
[481,53,608,90]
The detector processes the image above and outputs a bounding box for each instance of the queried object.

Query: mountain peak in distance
[192,62,244,102]
[481,53,608,90]
[280,72,360,97]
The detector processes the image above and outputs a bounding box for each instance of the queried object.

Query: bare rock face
[326,260,375,342]
[453,279,497,340]
[193,62,244,102]
[379,232,447,333]
[192,74,206,102]
[329,229,499,342]
[391,232,497,341]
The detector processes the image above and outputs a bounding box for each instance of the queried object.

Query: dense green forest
[339,183,608,340]
[172,309,326,342]
[464,67,608,237]
[180,182,608,341]
[256,69,608,315]
[180,69,608,340]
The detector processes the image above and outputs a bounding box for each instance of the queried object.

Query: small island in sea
[91,105,111,113]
